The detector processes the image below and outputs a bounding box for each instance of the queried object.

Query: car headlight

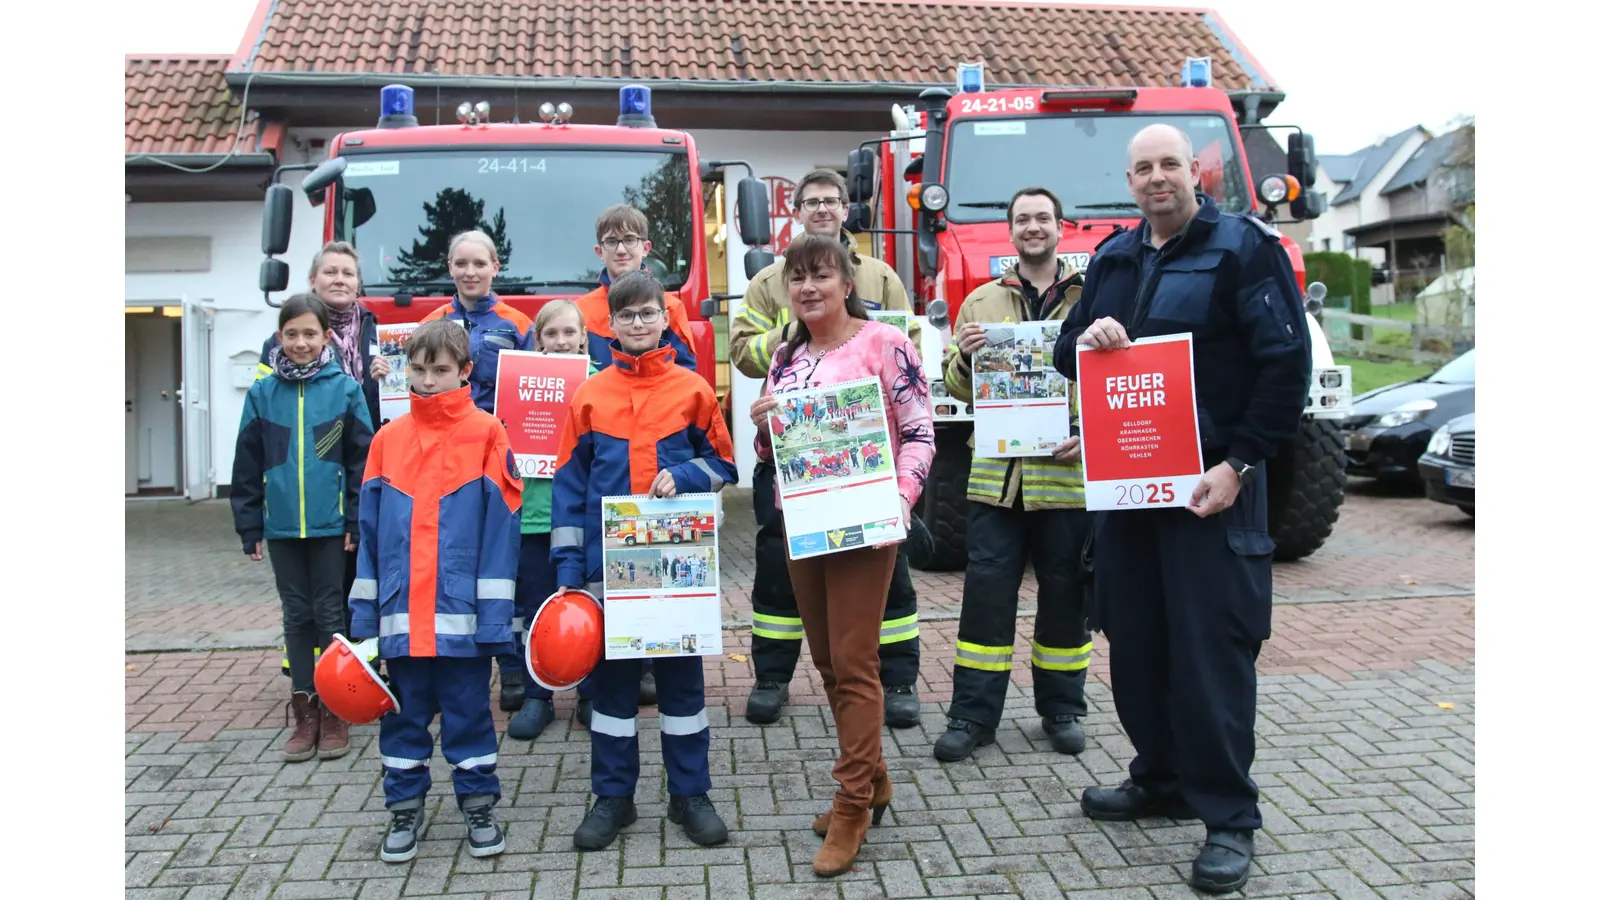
[1375,399,1437,428]
[1426,426,1451,456]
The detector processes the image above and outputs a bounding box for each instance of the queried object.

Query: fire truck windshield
[943,113,1250,224]
[332,149,694,293]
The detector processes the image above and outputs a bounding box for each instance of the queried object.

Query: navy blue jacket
[259,306,383,428]
[1052,195,1311,464]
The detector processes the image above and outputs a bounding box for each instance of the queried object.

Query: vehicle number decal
[956,95,1039,115]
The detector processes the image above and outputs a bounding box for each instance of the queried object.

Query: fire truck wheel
[1266,417,1347,562]
[914,425,972,572]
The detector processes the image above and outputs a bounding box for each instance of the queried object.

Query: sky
[119,0,1474,156]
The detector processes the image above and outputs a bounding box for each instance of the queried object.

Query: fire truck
[616,516,704,546]
[257,84,772,397]
[842,58,1353,569]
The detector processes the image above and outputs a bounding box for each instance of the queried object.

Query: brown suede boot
[812,798,871,877]
[283,692,319,762]
[813,773,892,836]
[317,700,351,760]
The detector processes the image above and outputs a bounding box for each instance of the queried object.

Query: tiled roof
[126,55,278,157]
[230,0,1278,91]
[1380,129,1462,196]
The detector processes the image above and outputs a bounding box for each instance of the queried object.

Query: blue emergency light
[377,84,418,128]
[957,61,984,94]
[618,84,656,128]
[1181,57,1212,88]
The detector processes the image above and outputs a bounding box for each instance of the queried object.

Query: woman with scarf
[259,242,388,679]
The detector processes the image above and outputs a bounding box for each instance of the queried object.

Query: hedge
[1304,251,1361,340]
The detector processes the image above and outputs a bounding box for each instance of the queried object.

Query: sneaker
[744,681,789,725]
[667,794,729,846]
[573,796,637,850]
[380,801,428,863]
[461,795,506,858]
[1042,714,1086,755]
[932,718,996,762]
[507,698,555,741]
[884,685,921,728]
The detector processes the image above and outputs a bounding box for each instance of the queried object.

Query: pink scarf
[323,302,364,381]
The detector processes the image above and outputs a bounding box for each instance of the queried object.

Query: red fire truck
[841,59,1352,568]
[258,84,771,396]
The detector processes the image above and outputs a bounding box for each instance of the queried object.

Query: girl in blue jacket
[232,293,375,764]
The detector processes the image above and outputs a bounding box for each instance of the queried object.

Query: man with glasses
[577,203,699,374]
[730,168,929,729]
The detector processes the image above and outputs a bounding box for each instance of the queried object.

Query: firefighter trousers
[513,532,592,701]
[379,655,499,807]
[1096,475,1272,832]
[587,655,711,799]
[948,499,1092,730]
[749,461,920,686]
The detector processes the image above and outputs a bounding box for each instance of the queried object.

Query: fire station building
[125,0,1291,497]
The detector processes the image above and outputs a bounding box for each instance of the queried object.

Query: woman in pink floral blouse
[750,233,934,877]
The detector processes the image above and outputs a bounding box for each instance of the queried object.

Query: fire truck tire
[914,426,973,572]
[1267,417,1347,562]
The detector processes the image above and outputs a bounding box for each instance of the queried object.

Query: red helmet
[526,589,604,692]
[314,635,400,724]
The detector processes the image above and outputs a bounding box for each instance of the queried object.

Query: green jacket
[942,263,1086,511]
[522,360,598,533]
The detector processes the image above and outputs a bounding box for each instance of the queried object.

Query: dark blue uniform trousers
[588,654,711,799]
[1096,476,1275,832]
[514,533,595,701]
[379,655,500,807]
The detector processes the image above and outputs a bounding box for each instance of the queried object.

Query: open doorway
[125,306,183,496]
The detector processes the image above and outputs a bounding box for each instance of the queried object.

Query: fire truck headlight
[922,184,949,212]
[474,101,490,121]
[1258,175,1288,204]
[556,102,574,121]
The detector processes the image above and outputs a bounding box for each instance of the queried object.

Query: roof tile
[126,56,267,156]
[236,0,1274,91]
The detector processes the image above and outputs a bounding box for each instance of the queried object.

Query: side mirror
[260,258,290,294]
[347,187,377,230]
[744,248,776,280]
[926,298,949,329]
[1295,190,1327,220]
[301,156,348,197]
[698,160,714,180]
[846,148,877,203]
[844,202,872,233]
[1287,132,1316,188]
[736,176,771,246]
[262,184,293,255]
[1303,281,1326,314]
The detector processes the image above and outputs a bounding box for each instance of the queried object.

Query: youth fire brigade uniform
[728,240,923,722]
[1052,195,1311,890]
[576,269,698,373]
[549,339,737,803]
[935,261,1095,760]
[421,292,536,705]
[348,382,522,810]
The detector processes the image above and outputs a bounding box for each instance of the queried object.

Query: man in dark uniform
[1052,124,1311,895]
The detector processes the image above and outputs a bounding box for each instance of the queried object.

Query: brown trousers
[786,543,897,807]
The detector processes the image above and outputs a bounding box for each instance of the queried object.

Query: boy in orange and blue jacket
[575,203,698,373]
[349,319,522,865]
[551,272,737,851]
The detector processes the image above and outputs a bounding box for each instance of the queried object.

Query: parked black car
[1417,413,1474,517]
[1339,348,1475,483]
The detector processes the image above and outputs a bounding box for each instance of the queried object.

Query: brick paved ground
[127,483,1475,898]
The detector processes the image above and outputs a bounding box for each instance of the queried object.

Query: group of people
[230,123,1309,893]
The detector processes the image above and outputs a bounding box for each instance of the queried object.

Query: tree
[1437,118,1474,312]
[389,188,514,286]
[621,157,692,286]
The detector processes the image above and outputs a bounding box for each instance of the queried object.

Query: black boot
[575,698,593,729]
[1191,829,1253,894]
[1081,780,1199,822]
[667,794,729,846]
[884,685,920,728]
[932,718,995,762]
[498,662,525,712]
[573,796,637,850]
[1042,714,1085,755]
[638,666,658,707]
[745,681,789,725]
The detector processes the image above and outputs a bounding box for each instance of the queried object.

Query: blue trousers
[379,655,499,807]
[515,532,597,701]
[1096,474,1274,831]
[589,655,710,798]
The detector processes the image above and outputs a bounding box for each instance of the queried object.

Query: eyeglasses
[601,236,644,250]
[798,197,844,212]
[612,307,663,325]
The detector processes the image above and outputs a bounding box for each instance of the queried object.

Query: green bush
[1351,258,1372,317]
[1304,252,1359,339]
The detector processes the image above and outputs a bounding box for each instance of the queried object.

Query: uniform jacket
[348,384,523,660]
[730,239,921,379]
[420,293,534,413]
[942,263,1086,511]
[257,305,382,427]
[521,359,599,535]
[231,357,373,549]
[550,340,737,594]
[1052,194,1311,465]
[576,268,698,373]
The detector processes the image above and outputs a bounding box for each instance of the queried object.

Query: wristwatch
[1225,457,1255,486]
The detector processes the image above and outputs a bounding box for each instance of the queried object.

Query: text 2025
[1114,482,1176,506]
[517,458,557,478]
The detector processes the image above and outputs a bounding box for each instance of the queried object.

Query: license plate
[1446,469,1475,489]
[990,252,1090,278]
[1344,432,1370,452]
